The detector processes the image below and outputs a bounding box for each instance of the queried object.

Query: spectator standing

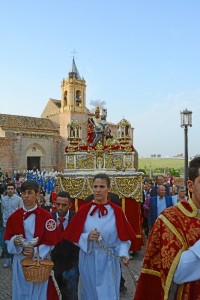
[141,181,151,238]
[14,173,24,196]
[1,183,23,267]
[51,191,79,300]
[37,194,51,212]
[148,185,173,228]
[134,156,200,300]
[172,185,188,205]
[166,171,175,187]
[150,175,170,197]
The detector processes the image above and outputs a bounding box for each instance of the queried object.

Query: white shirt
[56,210,69,230]
[157,196,167,216]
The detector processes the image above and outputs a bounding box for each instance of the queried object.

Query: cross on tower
[70,49,78,59]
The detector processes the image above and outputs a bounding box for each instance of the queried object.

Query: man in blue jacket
[148,185,173,228]
[150,175,170,196]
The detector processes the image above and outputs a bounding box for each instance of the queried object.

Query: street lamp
[180,109,192,188]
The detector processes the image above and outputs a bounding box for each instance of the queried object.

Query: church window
[76,90,82,106]
[64,92,67,106]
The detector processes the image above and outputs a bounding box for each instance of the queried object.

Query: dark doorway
[27,157,41,171]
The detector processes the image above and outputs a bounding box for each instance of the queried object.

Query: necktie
[23,208,38,220]
[59,217,65,232]
[90,203,109,218]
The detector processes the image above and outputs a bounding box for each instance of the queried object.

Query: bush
[138,168,146,174]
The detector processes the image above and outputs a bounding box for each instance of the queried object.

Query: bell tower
[59,57,89,142]
[60,57,88,113]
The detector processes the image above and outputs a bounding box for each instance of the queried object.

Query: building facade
[0,58,137,175]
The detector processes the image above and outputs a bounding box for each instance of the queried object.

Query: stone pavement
[0,258,12,300]
[0,247,145,300]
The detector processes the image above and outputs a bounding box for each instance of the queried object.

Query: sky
[0,0,200,158]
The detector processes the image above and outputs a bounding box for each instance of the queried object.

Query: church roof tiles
[0,114,58,132]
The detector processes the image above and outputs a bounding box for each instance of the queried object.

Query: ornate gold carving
[105,154,113,169]
[112,176,142,201]
[76,154,94,169]
[122,197,125,213]
[95,141,104,152]
[66,155,75,169]
[105,138,114,146]
[117,118,131,127]
[105,153,123,170]
[75,199,78,212]
[124,145,133,153]
[124,154,133,168]
[58,175,142,202]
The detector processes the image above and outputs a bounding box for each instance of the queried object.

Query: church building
[0,58,137,175]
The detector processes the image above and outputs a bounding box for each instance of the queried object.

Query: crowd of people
[0,168,60,195]
[0,158,200,299]
[141,173,188,238]
[0,172,135,299]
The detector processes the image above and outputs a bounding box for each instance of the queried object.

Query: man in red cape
[134,156,200,300]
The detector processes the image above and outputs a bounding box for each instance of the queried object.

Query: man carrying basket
[4,180,59,300]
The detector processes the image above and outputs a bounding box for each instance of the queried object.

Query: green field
[138,158,184,175]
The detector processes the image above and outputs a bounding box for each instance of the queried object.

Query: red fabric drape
[47,276,59,300]
[123,198,144,251]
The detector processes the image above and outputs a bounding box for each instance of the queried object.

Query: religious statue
[89,107,112,146]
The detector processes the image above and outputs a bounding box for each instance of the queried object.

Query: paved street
[0,247,144,300]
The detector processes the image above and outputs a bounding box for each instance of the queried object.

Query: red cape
[4,207,59,246]
[62,201,136,243]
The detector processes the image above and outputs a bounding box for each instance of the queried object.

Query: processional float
[57,108,144,250]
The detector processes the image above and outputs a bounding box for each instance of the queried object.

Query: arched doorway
[27,156,41,171]
[26,144,45,171]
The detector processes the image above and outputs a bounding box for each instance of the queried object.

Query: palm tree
[89,99,106,112]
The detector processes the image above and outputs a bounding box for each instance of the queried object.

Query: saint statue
[88,108,112,146]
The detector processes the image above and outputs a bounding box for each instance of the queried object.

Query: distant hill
[138,157,184,176]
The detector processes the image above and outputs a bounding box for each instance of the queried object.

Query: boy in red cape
[4,180,59,300]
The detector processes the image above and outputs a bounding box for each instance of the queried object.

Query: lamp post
[180,109,192,188]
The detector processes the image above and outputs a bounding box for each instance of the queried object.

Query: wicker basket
[21,248,54,283]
